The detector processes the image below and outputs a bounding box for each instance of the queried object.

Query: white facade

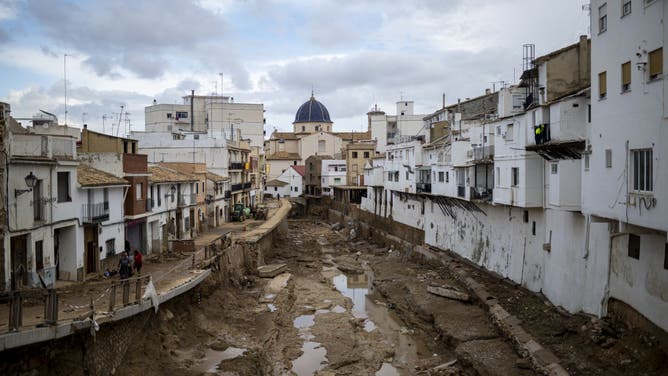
[321,159,347,195]
[369,101,428,153]
[583,0,668,331]
[384,140,423,194]
[145,95,265,150]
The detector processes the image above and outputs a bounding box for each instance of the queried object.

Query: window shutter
[622,62,631,87]
[599,71,607,98]
[649,48,663,79]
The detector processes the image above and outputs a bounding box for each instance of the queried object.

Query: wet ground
[117,218,666,376]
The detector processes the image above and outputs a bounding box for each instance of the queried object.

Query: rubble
[427,285,471,302]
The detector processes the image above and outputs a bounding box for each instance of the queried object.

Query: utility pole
[102,114,109,134]
[81,112,88,125]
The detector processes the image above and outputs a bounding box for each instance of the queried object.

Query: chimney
[190,90,195,132]
[442,93,446,108]
[485,88,491,95]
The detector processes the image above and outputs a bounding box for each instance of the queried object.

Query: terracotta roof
[333,130,372,141]
[266,151,301,160]
[159,162,207,174]
[291,165,306,176]
[305,154,333,161]
[77,164,129,187]
[266,179,289,187]
[148,165,196,184]
[206,171,227,182]
[270,131,299,140]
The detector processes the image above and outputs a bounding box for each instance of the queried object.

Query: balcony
[146,198,154,212]
[178,195,187,207]
[472,145,494,162]
[83,202,110,222]
[242,182,252,190]
[231,183,243,192]
[229,162,244,170]
[526,123,585,160]
[417,182,431,193]
[11,134,76,160]
[471,187,493,201]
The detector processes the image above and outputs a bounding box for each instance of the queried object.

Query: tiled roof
[266,179,289,187]
[206,171,227,182]
[77,164,129,187]
[149,165,196,184]
[333,130,372,141]
[266,151,301,160]
[291,165,306,176]
[270,131,299,140]
[159,162,207,174]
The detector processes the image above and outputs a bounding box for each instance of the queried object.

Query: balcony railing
[472,145,494,161]
[457,185,466,198]
[146,198,154,212]
[417,182,431,193]
[83,202,110,222]
[229,162,244,170]
[242,182,252,189]
[231,183,243,192]
[471,187,493,201]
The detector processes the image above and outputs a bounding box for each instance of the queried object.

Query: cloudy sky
[0,0,589,135]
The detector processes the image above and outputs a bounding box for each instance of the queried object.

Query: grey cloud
[40,45,58,58]
[24,0,226,79]
[0,26,9,43]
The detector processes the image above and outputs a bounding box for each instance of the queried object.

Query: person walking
[118,252,131,280]
[133,250,143,276]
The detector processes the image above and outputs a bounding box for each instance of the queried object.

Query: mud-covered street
[114,218,667,376]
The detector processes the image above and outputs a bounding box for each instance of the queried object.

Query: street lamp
[15,172,38,197]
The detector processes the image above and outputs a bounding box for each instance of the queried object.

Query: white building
[583,0,668,331]
[3,117,81,289]
[264,165,304,198]
[368,101,429,153]
[321,159,347,196]
[145,94,265,150]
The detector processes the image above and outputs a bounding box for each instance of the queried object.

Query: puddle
[292,314,328,375]
[332,270,428,373]
[376,362,400,376]
[194,347,247,373]
[267,304,277,312]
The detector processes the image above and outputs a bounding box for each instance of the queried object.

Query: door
[54,228,60,280]
[84,226,98,274]
[10,235,28,289]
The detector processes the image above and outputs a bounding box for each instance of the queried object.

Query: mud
[114,218,666,376]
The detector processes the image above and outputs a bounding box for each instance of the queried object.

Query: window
[649,48,663,80]
[363,152,370,158]
[511,167,519,187]
[136,183,143,200]
[352,151,358,158]
[551,163,558,174]
[35,240,44,271]
[334,177,341,183]
[106,239,116,257]
[584,154,590,171]
[103,188,109,210]
[175,111,188,119]
[588,105,591,123]
[57,172,70,202]
[505,124,514,141]
[512,95,523,110]
[631,149,653,192]
[157,185,162,206]
[523,210,529,223]
[664,244,668,270]
[318,140,326,153]
[33,179,42,220]
[605,149,612,168]
[628,234,640,259]
[598,71,607,99]
[445,171,449,183]
[394,172,399,182]
[598,3,607,33]
[496,126,501,136]
[405,171,409,180]
[438,172,444,182]
[622,0,631,16]
[302,126,305,132]
[166,113,172,119]
[274,187,277,191]
[621,61,631,92]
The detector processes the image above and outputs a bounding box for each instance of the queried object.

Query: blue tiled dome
[294,95,332,123]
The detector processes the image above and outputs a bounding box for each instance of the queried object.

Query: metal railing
[471,187,493,201]
[242,182,252,189]
[417,182,431,193]
[231,183,243,192]
[82,202,110,222]
[229,162,244,170]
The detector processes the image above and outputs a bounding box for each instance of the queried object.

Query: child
[133,250,143,276]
